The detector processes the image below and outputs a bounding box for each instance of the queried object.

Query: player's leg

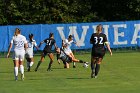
[14,59,19,81]
[69,52,76,68]
[35,51,45,71]
[47,53,54,71]
[26,57,31,71]
[94,57,102,78]
[56,53,61,64]
[19,51,25,80]
[29,52,34,68]
[25,54,30,71]
[13,51,20,81]
[65,62,69,68]
[27,57,34,72]
[91,57,97,78]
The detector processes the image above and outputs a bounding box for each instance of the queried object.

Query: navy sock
[36,61,42,69]
[95,64,100,76]
[91,62,95,72]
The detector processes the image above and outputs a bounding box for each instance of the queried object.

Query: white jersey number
[94,37,103,44]
[15,41,24,48]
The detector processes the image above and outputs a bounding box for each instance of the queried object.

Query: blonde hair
[96,24,102,34]
[14,28,21,36]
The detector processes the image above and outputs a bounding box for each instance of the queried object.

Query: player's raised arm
[38,40,44,48]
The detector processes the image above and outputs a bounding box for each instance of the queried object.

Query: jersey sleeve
[10,36,14,44]
[104,34,108,42]
[33,40,37,46]
[23,36,27,44]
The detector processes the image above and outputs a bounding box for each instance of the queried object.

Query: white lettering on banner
[57,23,140,47]
[103,25,110,43]
[113,24,127,45]
[131,24,140,44]
[92,25,97,33]
[57,26,89,46]
[57,27,66,40]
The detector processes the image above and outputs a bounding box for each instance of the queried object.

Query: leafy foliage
[0,0,140,25]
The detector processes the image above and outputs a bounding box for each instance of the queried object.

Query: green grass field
[0,52,140,93]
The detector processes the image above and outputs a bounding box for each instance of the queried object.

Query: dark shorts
[61,56,72,65]
[92,47,105,58]
[43,50,52,57]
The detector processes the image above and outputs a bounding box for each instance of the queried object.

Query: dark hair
[14,28,21,36]
[49,33,54,38]
[68,35,73,39]
[29,33,33,38]
[29,33,33,42]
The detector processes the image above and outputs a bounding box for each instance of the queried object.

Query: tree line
[0,0,140,25]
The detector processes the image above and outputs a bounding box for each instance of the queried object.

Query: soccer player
[35,33,57,71]
[25,33,39,72]
[7,28,27,81]
[62,35,79,68]
[90,24,112,78]
[56,47,88,68]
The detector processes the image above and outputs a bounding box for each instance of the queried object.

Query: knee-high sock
[48,61,53,69]
[95,64,100,76]
[14,67,18,76]
[36,61,42,69]
[20,65,24,74]
[91,62,95,72]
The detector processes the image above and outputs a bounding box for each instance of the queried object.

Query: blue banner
[0,20,140,51]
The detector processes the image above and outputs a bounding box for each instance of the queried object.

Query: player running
[25,33,39,72]
[35,33,57,71]
[90,24,112,78]
[7,28,27,81]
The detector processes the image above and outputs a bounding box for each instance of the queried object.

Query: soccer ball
[83,62,89,68]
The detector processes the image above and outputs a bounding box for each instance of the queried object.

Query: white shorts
[13,50,25,61]
[25,51,33,58]
[64,49,72,55]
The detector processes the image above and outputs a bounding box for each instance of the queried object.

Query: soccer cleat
[35,68,38,72]
[21,74,24,81]
[73,65,76,68]
[27,67,31,72]
[91,71,95,78]
[47,68,52,71]
[94,76,97,78]
[15,76,18,81]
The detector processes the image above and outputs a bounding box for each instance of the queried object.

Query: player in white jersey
[62,35,79,68]
[25,34,38,71]
[7,28,27,81]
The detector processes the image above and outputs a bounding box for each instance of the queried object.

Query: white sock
[20,65,24,74]
[14,67,18,76]
[30,62,34,67]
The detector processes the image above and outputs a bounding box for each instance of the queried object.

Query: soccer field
[0,52,140,93]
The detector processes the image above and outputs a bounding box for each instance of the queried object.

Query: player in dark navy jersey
[90,24,112,78]
[35,33,57,71]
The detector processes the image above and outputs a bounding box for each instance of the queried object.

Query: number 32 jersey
[90,33,107,49]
